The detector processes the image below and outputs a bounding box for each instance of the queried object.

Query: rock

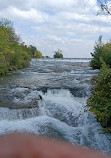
[39,95,42,100]
[0,87,42,109]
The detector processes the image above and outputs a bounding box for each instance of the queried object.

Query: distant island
[53,49,63,58]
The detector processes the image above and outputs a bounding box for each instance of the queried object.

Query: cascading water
[0,58,110,153]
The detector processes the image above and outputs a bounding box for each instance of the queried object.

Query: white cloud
[0,0,98,12]
[0,7,48,23]
[0,0,111,57]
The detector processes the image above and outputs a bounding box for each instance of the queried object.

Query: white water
[0,59,110,153]
[0,89,110,152]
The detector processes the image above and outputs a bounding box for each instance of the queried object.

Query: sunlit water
[0,58,111,153]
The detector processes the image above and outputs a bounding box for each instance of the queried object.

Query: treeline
[29,45,42,58]
[0,18,42,75]
[87,36,111,133]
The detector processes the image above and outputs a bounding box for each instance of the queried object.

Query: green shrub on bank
[87,36,111,133]
[28,45,42,58]
[0,55,8,75]
[87,62,111,132]
[0,19,31,75]
[90,36,111,69]
[0,18,43,75]
[34,50,42,58]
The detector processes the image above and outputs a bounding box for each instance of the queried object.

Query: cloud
[0,0,98,12]
[0,0,111,57]
[0,7,48,23]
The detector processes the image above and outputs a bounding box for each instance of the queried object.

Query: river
[0,58,111,153]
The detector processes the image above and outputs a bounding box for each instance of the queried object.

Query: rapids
[0,58,110,153]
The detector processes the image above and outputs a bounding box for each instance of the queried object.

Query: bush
[53,49,63,58]
[90,36,111,69]
[0,55,8,75]
[34,50,42,58]
[87,62,111,131]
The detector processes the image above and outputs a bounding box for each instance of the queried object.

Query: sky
[0,0,111,58]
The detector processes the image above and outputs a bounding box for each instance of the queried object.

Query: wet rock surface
[0,88,41,109]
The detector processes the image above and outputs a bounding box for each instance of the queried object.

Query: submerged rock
[0,87,42,109]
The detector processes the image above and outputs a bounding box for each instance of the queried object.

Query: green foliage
[0,18,31,75]
[53,49,63,58]
[90,36,111,69]
[0,18,19,43]
[45,56,50,58]
[87,62,111,130]
[34,50,42,58]
[0,18,43,76]
[42,56,50,58]
[28,45,37,57]
[0,55,8,75]
[28,45,42,58]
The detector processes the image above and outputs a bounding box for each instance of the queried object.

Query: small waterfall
[0,87,47,120]
[0,100,47,120]
[0,107,39,120]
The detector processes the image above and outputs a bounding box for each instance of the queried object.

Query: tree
[0,18,20,43]
[90,36,111,69]
[97,0,111,15]
[34,50,42,58]
[87,1,111,134]
[53,49,63,58]
[86,0,111,16]
[87,62,111,132]
[0,18,31,75]
[90,35,103,69]
[29,45,37,57]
